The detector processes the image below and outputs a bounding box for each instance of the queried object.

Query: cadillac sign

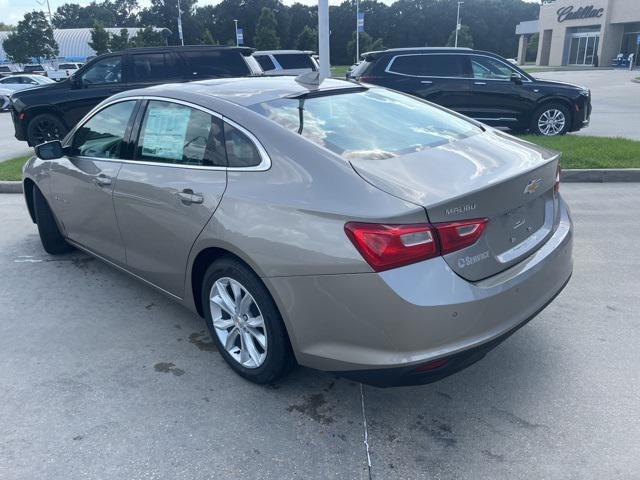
[557,5,604,23]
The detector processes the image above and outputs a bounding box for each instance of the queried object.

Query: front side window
[250,88,480,160]
[81,56,122,85]
[388,54,471,78]
[0,77,20,84]
[131,53,181,83]
[254,55,276,71]
[71,101,136,158]
[136,101,226,166]
[274,54,315,70]
[471,56,518,80]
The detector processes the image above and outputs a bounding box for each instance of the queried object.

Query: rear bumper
[264,197,573,384]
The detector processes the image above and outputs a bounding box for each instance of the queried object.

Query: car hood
[531,78,587,91]
[10,79,70,99]
[349,129,558,211]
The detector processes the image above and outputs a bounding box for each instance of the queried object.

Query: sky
[4,0,540,27]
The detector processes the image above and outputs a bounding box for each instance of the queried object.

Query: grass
[519,135,640,169]
[0,155,29,181]
[331,65,351,78]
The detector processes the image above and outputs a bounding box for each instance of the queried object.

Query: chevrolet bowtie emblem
[523,178,542,195]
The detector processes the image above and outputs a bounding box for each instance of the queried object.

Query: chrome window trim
[64,95,272,172]
[384,53,532,83]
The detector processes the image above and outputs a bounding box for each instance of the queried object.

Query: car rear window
[58,63,78,69]
[23,65,42,73]
[388,54,471,78]
[182,50,250,78]
[250,88,480,160]
[273,54,315,70]
[0,66,11,73]
[254,55,276,71]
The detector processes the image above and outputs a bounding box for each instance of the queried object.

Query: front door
[113,100,228,298]
[49,100,138,265]
[466,55,534,128]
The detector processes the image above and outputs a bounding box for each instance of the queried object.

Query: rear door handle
[474,81,487,85]
[176,189,204,205]
[94,174,112,186]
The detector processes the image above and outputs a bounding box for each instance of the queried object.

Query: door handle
[94,174,112,186]
[420,80,433,84]
[474,81,487,85]
[175,189,204,205]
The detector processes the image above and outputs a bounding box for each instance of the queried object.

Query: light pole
[177,0,184,46]
[356,0,359,62]
[318,0,330,80]
[455,1,463,48]
[234,19,239,46]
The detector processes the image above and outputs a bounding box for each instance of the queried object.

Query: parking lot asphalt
[1,183,639,480]
[534,69,640,140]
[0,113,31,162]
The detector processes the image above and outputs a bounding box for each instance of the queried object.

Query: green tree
[138,0,197,44]
[254,7,280,50]
[296,25,317,51]
[2,11,58,63]
[201,29,218,45]
[109,28,132,51]
[0,22,14,31]
[89,21,111,55]
[131,27,166,47]
[346,31,384,63]
[446,24,474,49]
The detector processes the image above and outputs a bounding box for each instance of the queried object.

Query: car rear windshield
[58,63,78,69]
[249,88,480,160]
[273,54,315,70]
[23,65,42,72]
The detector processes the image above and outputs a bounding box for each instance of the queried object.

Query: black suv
[350,48,591,136]
[11,46,260,145]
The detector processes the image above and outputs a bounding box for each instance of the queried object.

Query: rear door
[467,54,534,127]
[50,99,138,265]
[383,53,473,111]
[113,99,228,297]
[181,50,252,81]
[125,52,184,89]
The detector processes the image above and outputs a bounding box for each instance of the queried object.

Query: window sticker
[141,104,191,161]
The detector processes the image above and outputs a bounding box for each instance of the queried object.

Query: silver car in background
[0,74,56,110]
[22,77,573,387]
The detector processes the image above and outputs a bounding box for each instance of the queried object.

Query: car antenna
[294,70,321,90]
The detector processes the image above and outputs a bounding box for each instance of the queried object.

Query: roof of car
[124,45,253,53]
[362,47,475,59]
[253,50,314,55]
[129,76,364,107]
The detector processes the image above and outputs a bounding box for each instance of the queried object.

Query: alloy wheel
[209,277,267,369]
[537,109,566,136]
[33,118,63,144]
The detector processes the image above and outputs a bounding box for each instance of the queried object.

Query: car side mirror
[35,140,65,160]
[510,73,523,85]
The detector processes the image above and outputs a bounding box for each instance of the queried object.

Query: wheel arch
[534,96,574,119]
[23,177,36,223]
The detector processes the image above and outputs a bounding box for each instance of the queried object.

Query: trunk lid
[350,130,561,281]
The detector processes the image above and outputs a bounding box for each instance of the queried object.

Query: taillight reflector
[345,218,487,272]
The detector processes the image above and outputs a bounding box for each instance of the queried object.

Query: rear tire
[33,185,73,255]
[530,103,571,136]
[27,113,68,146]
[201,257,294,384]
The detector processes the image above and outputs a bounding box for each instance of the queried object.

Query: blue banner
[236,28,244,45]
[357,12,365,33]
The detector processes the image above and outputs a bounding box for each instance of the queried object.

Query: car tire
[27,113,68,146]
[201,257,295,384]
[530,103,571,136]
[33,185,74,255]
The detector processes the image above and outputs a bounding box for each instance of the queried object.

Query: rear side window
[254,55,276,71]
[136,101,226,166]
[224,123,262,168]
[71,101,136,159]
[273,54,315,70]
[388,54,471,78]
[131,53,181,83]
[182,50,250,79]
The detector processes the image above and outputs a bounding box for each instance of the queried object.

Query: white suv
[252,50,318,76]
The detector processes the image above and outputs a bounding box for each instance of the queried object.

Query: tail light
[345,218,487,272]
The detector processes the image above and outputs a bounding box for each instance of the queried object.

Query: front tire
[201,257,294,384]
[33,185,74,255]
[27,113,68,146]
[530,103,571,136]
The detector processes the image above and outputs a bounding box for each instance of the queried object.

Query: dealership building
[516,0,640,67]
